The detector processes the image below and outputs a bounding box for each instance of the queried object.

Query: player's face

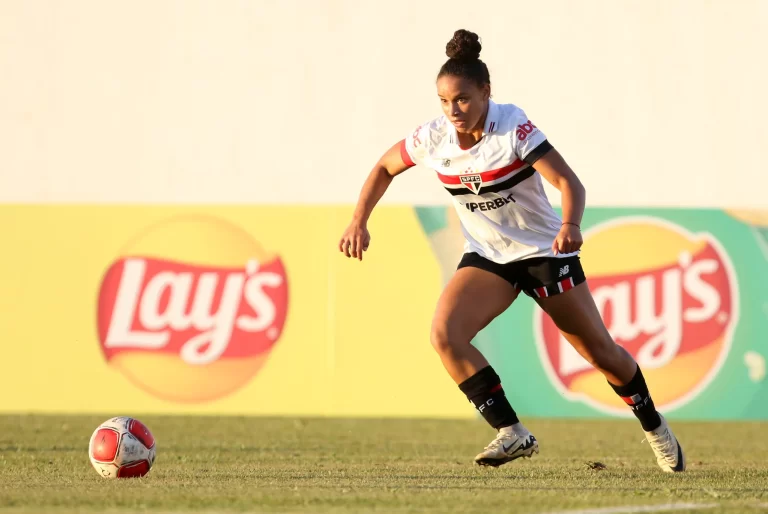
[437,75,490,134]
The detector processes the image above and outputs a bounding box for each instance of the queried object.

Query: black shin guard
[459,366,519,430]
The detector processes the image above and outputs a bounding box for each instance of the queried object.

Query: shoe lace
[645,427,676,465]
[484,431,509,451]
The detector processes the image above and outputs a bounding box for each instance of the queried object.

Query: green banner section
[414,207,768,420]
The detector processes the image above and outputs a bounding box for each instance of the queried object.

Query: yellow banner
[0,206,471,418]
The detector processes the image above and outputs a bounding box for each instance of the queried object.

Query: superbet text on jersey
[400,101,572,265]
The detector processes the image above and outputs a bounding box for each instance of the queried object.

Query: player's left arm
[512,109,585,254]
[530,147,586,255]
[532,148,585,229]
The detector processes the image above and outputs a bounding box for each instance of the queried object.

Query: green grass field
[0,415,766,514]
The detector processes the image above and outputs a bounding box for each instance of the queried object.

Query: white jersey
[401,100,573,264]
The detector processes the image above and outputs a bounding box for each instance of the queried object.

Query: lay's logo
[534,217,739,415]
[97,215,288,404]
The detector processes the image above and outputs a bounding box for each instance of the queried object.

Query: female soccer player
[339,29,685,472]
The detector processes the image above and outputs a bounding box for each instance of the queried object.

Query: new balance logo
[559,265,569,277]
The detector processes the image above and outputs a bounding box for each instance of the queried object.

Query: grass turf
[0,415,766,513]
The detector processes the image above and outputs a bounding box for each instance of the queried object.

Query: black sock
[458,366,519,430]
[609,365,662,431]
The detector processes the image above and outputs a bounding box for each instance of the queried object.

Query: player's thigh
[516,255,613,355]
[535,281,613,347]
[432,265,519,344]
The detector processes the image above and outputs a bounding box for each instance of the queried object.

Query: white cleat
[645,414,686,472]
[474,423,539,467]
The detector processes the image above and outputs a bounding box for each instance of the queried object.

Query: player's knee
[430,321,467,356]
[429,323,452,355]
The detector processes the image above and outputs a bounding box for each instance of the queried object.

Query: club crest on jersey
[460,174,483,194]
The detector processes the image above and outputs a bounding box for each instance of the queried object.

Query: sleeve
[399,122,430,168]
[511,109,553,165]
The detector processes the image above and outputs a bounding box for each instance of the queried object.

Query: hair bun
[445,29,482,61]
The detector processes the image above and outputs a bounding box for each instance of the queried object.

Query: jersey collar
[482,99,500,135]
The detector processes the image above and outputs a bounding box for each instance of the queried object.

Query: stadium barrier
[0,206,765,420]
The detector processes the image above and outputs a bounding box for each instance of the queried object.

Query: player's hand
[339,221,371,261]
[552,223,583,255]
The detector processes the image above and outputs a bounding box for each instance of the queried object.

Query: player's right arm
[340,123,429,261]
[338,140,413,261]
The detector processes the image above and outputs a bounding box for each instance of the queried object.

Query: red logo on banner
[97,216,288,403]
[534,217,738,414]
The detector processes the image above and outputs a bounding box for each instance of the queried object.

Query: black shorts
[457,253,586,298]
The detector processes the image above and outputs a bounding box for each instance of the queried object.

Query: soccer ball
[88,416,156,478]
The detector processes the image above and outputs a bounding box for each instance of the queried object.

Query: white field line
[543,503,719,514]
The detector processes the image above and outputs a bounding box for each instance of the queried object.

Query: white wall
[1,0,766,208]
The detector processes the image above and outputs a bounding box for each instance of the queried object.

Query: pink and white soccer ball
[88,416,156,478]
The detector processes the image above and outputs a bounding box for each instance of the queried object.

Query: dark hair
[437,29,491,87]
